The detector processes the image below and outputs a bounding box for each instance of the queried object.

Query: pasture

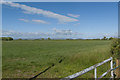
[2,40,112,78]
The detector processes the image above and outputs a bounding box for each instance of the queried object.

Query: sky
[2,2,118,39]
[2,0,120,2]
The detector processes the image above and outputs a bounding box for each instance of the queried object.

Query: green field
[2,40,112,78]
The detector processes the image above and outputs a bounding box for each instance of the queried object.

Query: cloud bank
[2,29,83,39]
[2,29,117,39]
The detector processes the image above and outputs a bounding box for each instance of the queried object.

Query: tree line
[0,36,114,41]
[0,37,13,41]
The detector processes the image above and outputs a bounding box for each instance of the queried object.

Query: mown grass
[2,40,112,78]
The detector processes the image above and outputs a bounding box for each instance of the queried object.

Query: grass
[2,40,112,78]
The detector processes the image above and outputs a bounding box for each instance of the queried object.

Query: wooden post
[94,68,97,80]
[116,58,120,78]
[110,58,113,78]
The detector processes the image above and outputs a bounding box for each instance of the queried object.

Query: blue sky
[2,2,118,39]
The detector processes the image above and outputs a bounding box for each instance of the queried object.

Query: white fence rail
[61,57,113,80]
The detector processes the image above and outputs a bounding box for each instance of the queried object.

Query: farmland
[2,40,112,78]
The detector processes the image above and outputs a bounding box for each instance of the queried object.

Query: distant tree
[109,37,113,40]
[8,37,13,41]
[2,37,5,41]
[66,39,70,40]
[41,38,44,40]
[34,39,40,40]
[18,38,22,40]
[104,36,107,40]
[86,39,90,40]
[2,37,13,41]
[48,37,51,40]
[93,38,100,40]
[102,36,107,40]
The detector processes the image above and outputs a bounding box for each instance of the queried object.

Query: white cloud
[52,28,73,35]
[18,18,48,24]
[32,20,48,24]
[2,1,78,23]
[19,19,29,22]
[67,14,80,18]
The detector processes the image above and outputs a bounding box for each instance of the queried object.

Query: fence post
[94,68,97,80]
[110,57,113,78]
[116,58,120,78]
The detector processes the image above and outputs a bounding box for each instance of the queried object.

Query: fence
[61,57,114,80]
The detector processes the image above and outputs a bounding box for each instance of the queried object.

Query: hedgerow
[111,38,120,58]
